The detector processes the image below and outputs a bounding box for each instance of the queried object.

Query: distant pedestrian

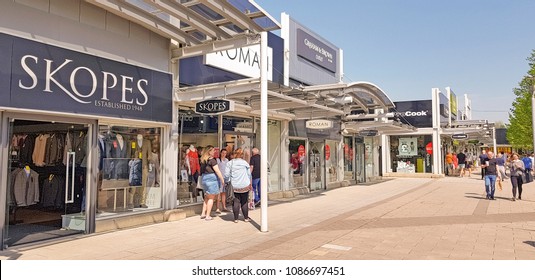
[482,151,500,200]
[216,149,230,213]
[445,152,454,176]
[496,152,507,181]
[457,150,467,177]
[199,145,225,221]
[225,148,252,223]
[509,153,525,201]
[522,153,533,183]
[250,147,261,206]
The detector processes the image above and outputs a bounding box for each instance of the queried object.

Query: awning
[442,120,495,145]
[175,79,397,121]
[86,0,280,58]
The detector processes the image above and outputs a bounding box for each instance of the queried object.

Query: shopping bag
[248,190,255,210]
[497,179,502,191]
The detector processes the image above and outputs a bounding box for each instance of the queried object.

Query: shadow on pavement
[523,241,535,248]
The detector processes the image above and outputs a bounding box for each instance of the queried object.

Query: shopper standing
[215,149,230,213]
[250,147,261,206]
[225,148,252,223]
[457,150,467,177]
[199,145,224,221]
[509,153,525,201]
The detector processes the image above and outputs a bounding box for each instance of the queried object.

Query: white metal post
[260,31,269,232]
[532,82,535,153]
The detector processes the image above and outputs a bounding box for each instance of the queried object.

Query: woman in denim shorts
[199,145,224,220]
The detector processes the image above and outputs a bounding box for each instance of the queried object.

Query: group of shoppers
[479,150,532,201]
[198,146,262,222]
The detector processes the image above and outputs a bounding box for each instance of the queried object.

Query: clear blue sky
[255,0,535,124]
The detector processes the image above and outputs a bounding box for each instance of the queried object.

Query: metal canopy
[175,78,397,121]
[442,120,496,145]
[86,0,280,47]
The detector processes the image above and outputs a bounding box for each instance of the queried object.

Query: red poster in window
[298,145,305,157]
[325,144,331,160]
[426,142,433,155]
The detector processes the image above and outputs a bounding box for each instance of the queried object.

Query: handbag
[226,182,234,204]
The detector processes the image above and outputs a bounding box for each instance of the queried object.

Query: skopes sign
[358,130,378,137]
[0,32,172,123]
[452,134,468,140]
[205,45,273,81]
[195,99,235,115]
[306,119,333,129]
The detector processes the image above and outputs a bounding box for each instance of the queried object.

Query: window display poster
[398,137,417,156]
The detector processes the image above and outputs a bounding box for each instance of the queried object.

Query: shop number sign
[325,144,331,160]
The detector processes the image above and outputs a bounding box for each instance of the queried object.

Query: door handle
[65,152,76,203]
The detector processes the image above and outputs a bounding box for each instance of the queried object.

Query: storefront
[0,32,173,248]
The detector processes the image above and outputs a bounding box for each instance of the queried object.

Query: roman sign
[0,32,172,123]
[296,29,337,73]
[205,45,273,81]
[306,119,333,129]
[452,134,468,140]
[195,99,235,115]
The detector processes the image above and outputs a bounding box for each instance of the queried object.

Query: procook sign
[0,32,172,123]
[306,119,333,129]
[195,99,235,115]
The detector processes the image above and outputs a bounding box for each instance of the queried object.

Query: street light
[532,76,535,153]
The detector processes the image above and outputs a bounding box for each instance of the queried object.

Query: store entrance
[308,140,324,191]
[355,143,366,183]
[223,132,254,163]
[4,119,89,248]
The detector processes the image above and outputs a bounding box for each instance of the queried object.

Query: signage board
[452,134,468,140]
[296,29,337,73]
[204,45,273,81]
[195,99,235,115]
[305,119,333,129]
[0,32,172,123]
[425,142,433,155]
[358,130,378,137]
[468,140,479,144]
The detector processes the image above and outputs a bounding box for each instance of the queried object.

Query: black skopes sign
[358,130,378,137]
[452,134,468,140]
[0,32,172,123]
[195,99,235,115]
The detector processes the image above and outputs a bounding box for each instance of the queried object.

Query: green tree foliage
[507,50,535,150]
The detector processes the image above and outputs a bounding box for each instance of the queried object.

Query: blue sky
[255,0,535,124]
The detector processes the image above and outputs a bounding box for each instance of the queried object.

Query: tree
[507,50,535,150]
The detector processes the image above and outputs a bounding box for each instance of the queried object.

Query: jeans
[484,175,497,199]
[252,178,261,203]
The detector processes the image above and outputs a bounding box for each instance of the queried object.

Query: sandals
[205,216,213,221]
[200,215,206,219]
[215,209,222,214]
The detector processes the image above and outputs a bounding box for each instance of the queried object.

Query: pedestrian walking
[509,153,525,201]
[445,152,454,176]
[457,150,467,177]
[199,145,225,221]
[482,151,501,200]
[496,152,507,181]
[250,147,261,206]
[224,148,252,223]
[522,153,533,183]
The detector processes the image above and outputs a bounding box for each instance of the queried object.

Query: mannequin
[129,132,151,208]
[185,145,201,200]
[147,142,160,188]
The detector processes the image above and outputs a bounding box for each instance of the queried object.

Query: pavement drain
[321,244,352,251]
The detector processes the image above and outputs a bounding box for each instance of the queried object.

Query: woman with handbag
[224,148,252,223]
[509,153,525,201]
[199,145,225,221]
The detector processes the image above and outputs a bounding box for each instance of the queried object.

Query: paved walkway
[2,174,535,260]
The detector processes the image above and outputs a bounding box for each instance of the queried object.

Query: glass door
[308,140,324,191]
[4,118,88,248]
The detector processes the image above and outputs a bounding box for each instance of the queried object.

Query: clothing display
[129,159,142,186]
[11,167,40,207]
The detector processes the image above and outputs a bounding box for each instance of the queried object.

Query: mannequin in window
[185,145,201,199]
[147,142,160,188]
[97,133,108,210]
[129,132,151,208]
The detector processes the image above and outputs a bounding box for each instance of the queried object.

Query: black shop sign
[195,99,235,115]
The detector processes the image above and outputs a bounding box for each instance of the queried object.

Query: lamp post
[532,78,535,153]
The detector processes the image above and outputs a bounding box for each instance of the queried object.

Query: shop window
[97,125,162,213]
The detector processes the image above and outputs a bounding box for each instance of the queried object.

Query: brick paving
[1,174,535,260]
